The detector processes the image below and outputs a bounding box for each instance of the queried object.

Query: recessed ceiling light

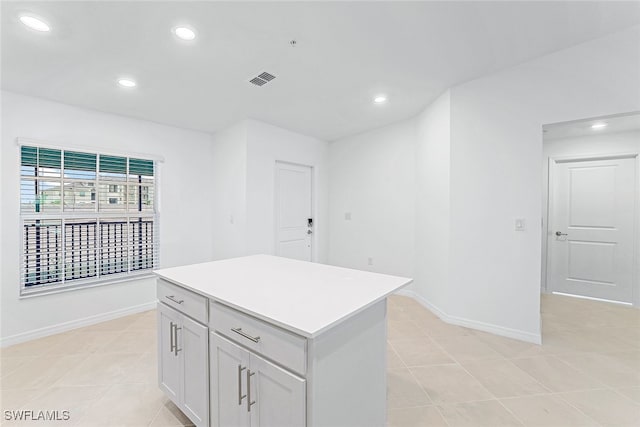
[117,78,137,88]
[174,27,196,41]
[591,123,608,130]
[19,15,50,32]
[374,95,387,104]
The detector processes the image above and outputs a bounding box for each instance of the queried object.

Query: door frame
[543,152,640,306]
[274,160,315,262]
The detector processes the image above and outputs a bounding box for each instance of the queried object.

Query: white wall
[446,25,640,342]
[1,91,215,345]
[414,91,451,309]
[209,119,329,263]
[541,130,640,302]
[328,120,416,277]
[328,26,640,343]
[210,122,248,260]
[245,119,329,263]
[3,26,638,346]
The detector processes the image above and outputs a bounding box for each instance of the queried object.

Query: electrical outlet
[367,257,373,266]
[345,212,352,220]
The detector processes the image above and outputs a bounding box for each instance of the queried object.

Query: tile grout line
[548,353,622,390]
[147,403,164,427]
[542,353,640,425]
[529,298,639,426]
[387,307,443,424]
[549,392,607,427]
[405,321,507,425]
[498,357,555,395]
[492,400,526,426]
[424,331,502,400]
[389,304,450,425]
[409,307,580,427]
[609,387,640,406]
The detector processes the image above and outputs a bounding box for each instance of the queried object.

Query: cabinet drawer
[158,279,208,324]
[209,301,306,375]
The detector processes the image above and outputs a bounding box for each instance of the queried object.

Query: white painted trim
[552,152,639,163]
[20,273,155,299]
[543,155,557,294]
[551,291,634,306]
[395,289,542,345]
[543,111,640,137]
[0,301,157,348]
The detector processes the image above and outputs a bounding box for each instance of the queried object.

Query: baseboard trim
[0,301,157,348]
[395,289,542,344]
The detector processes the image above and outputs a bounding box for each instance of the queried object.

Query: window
[20,145,158,294]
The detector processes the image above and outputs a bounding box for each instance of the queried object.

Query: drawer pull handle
[169,321,176,353]
[173,325,182,356]
[247,369,256,412]
[238,365,247,405]
[166,295,184,304]
[231,327,261,343]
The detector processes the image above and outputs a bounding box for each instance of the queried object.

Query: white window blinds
[20,145,158,294]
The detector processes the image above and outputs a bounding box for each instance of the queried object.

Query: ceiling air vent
[249,72,276,86]
[258,72,275,82]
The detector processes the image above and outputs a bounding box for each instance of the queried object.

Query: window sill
[19,271,156,299]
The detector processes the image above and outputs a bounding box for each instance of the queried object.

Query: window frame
[18,139,162,297]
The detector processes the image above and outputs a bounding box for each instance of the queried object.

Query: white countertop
[154,255,412,338]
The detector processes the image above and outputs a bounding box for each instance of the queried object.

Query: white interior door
[548,156,637,303]
[275,162,313,262]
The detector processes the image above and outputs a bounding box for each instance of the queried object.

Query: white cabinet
[211,333,305,427]
[210,333,248,427]
[207,298,387,427]
[157,255,409,427]
[158,297,209,427]
[249,350,306,427]
[181,315,209,425]
[158,302,180,402]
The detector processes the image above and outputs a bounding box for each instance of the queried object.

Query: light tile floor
[387,293,640,427]
[0,293,638,426]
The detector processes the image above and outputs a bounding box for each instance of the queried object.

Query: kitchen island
[155,255,412,427]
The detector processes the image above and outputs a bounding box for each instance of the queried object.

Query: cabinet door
[210,333,250,427]
[158,303,181,403]
[181,315,209,427]
[248,353,306,427]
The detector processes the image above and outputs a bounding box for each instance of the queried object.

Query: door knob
[307,230,312,235]
[555,231,568,236]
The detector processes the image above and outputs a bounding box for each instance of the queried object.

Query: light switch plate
[515,218,526,231]
[345,212,352,220]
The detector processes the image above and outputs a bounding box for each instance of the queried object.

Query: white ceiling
[544,112,640,140]
[2,1,639,141]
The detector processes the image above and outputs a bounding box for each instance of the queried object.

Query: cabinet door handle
[169,321,176,353]
[173,325,182,356]
[165,295,184,304]
[231,327,261,343]
[238,365,247,405]
[246,369,256,412]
